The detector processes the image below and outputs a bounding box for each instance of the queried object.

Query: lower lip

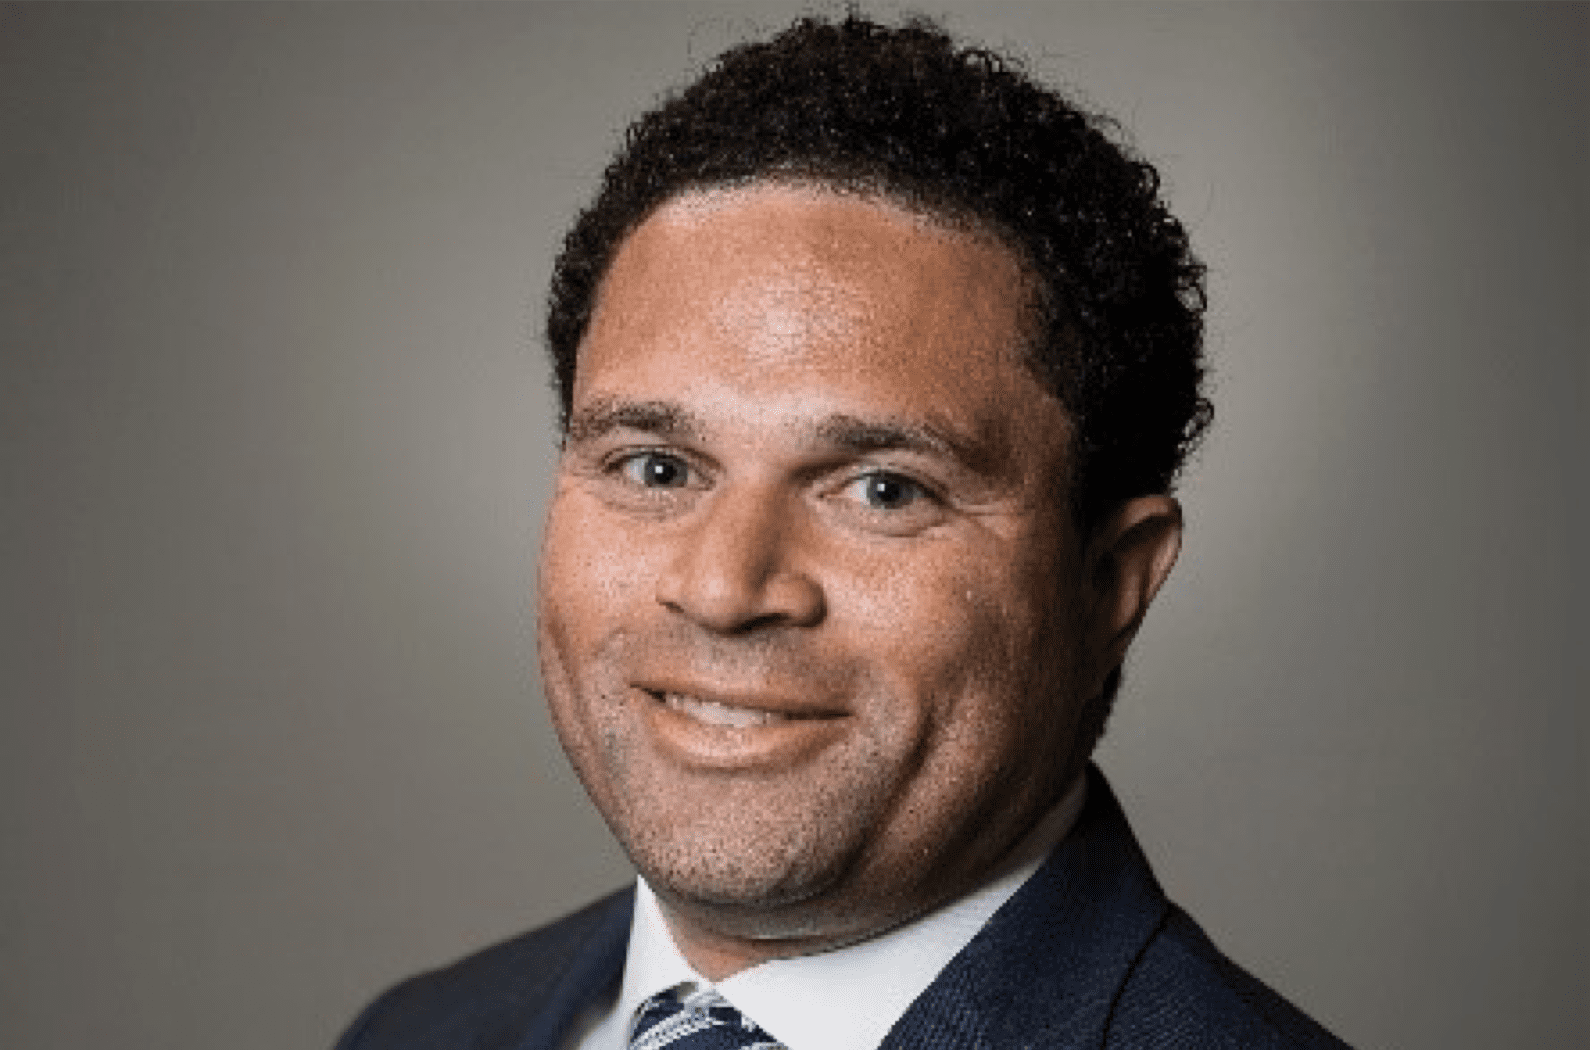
[637,689,848,770]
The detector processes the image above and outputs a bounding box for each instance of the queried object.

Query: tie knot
[629,985,786,1050]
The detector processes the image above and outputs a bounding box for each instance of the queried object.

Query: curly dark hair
[547,12,1210,534]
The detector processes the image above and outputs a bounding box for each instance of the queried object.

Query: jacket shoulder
[335,887,633,1050]
[1107,905,1352,1049]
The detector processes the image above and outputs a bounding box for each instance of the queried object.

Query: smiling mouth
[644,689,836,729]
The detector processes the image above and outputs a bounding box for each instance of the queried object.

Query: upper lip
[637,679,848,720]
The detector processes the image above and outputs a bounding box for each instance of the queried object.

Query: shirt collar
[609,774,1086,1050]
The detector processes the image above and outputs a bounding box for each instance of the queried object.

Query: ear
[1080,495,1183,699]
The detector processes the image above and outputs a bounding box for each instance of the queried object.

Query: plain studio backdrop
[2,4,1583,1048]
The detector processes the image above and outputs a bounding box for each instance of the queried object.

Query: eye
[850,470,926,510]
[618,451,691,488]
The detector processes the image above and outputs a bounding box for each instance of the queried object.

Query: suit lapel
[510,886,633,1050]
[880,765,1170,1050]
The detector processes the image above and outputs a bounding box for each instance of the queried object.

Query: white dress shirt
[568,774,1085,1050]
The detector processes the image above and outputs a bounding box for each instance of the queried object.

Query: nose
[654,484,825,634]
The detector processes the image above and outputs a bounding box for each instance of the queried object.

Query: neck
[651,772,1089,980]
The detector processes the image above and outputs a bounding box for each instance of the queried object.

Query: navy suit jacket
[336,767,1350,1049]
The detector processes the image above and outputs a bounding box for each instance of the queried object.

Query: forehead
[577,184,1054,431]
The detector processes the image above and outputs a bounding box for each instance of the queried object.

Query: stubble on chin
[606,736,897,930]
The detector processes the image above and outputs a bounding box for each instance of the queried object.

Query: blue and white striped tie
[628,985,787,1050]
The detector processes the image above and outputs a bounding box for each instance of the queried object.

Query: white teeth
[664,692,784,728]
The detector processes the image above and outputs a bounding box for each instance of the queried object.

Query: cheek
[839,538,1085,765]
[537,493,645,756]
[536,551,653,827]
[839,541,1060,685]
[539,490,654,650]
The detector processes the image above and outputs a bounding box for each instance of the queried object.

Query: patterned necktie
[628,985,787,1050]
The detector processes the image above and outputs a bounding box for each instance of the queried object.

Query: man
[338,14,1349,1050]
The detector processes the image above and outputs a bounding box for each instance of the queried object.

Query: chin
[627,828,850,907]
[615,811,880,934]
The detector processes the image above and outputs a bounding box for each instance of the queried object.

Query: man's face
[538,183,1098,964]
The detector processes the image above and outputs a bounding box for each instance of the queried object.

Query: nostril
[650,487,827,634]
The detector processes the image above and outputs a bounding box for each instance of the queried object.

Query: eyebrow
[814,413,1002,476]
[565,398,705,445]
[565,399,1006,478]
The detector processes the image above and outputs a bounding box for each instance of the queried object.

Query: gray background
[2,3,1584,1048]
